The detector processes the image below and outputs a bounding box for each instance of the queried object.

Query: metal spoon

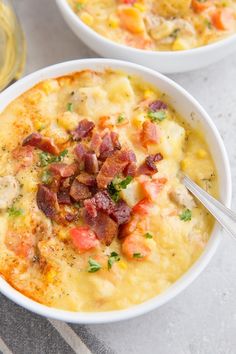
[182,175,235,240]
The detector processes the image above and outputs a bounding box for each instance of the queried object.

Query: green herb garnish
[39,149,68,167]
[144,232,153,239]
[170,28,180,39]
[108,252,120,270]
[8,207,24,217]
[117,113,126,124]
[88,258,102,273]
[108,176,133,202]
[41,170,53,185]
[148,110,166,123]
[76,2,83,10]
[179,209,192,222]
[67,102,73,112]
[133,253,144,259]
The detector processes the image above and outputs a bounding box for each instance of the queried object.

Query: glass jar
[0,0,26,91]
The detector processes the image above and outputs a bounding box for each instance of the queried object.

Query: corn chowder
[0,70,217,311]
[68,0,236,51]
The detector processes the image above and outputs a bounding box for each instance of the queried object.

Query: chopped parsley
[148,110,166,123]
[108,252,120,270]
[108,176,133,202]
[39,149,68,167]
[179,209,192,222]
[76,2,83,10]
[8,206,24,217]
[170,28,180,39]
[133,253,144,259]
[66,102,73,112]
[144,232,153,239]
[41,170,53,185]
[117,113,126,124]
[88,258,102,273]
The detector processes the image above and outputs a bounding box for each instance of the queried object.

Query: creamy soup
[0,70,217,311]
[68,0,236,51]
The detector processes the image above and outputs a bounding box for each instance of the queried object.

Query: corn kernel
[119,261,127,270]
[196,149,207,159]
[58,229,69,241]
[143,89,155,99]
[132,113,146,128]
[27,90,44,104]
[172,38,189,51]
[180,159,188,171]
[108,14,119,29]
[134,3,146,12]
[80,12,94,26]
[46,268,57,283]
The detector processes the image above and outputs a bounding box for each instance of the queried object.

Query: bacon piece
[123,150,137,177]
[22,132,59,155]
[12,146,34,168]
[84,153,99,174]
[91,132,102,156]
[137,153,163,176]
[74,143,86,161]
[96,149,132,189]
[70,179,91,201]
[65,213,77,222]
[149,100,167,111]
[84,210,118,246]
[99,132,114,160]
[71,119,95,141]
[76,172,96,186]
[57,189,71,205]
[110,132,121,151]
[141,121,159,147]
[36,184,59,219]
[84,191,115,218]
[110,200,131,225]
[49,163,78,178]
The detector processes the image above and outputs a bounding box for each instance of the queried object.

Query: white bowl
[0,59,231,323]
[56,0,236,74]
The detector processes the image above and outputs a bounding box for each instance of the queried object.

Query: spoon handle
[183,175,235,240]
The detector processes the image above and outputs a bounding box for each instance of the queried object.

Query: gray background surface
[0,0,236,353]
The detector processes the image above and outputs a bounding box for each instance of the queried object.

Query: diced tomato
[70,226,99,252]
[132,198,154,215]
[212,8,235,31]
[122,234,151,261]
[121,0,136,4]
[98,116,113,130]
[140,177,167,202]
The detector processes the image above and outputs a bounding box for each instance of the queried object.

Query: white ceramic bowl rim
[58,0,236,57]
[0,59,232,324]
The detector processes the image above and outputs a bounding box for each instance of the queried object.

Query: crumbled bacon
[110,200,131,225]
[110,132,121,151]
[36,184,59,219]
[137,153,163,176]
[74,143,86,161]
[119,215,140,239]
[141,121,159,147]
[76,172,96,186]
[99,132,114,160]
[57,189,71,205]
[71,119,95,141]
[123,150,137,177]
[70,179,91,201]
[84,210,118,246]
[23,132,59,155]
[149,100,167,111]
[90,132,102,156]
[84,153,99,174]
[49,163,78,177]
[84,191,115,218]
[97,149,133,189]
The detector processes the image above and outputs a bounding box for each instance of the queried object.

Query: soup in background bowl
[0,59,231,323]
[68,0,236,51]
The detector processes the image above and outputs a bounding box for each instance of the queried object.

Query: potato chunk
[0,176,20,209]
[153,0,191,17]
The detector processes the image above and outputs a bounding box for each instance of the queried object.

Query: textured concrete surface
[1,0,236,353]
